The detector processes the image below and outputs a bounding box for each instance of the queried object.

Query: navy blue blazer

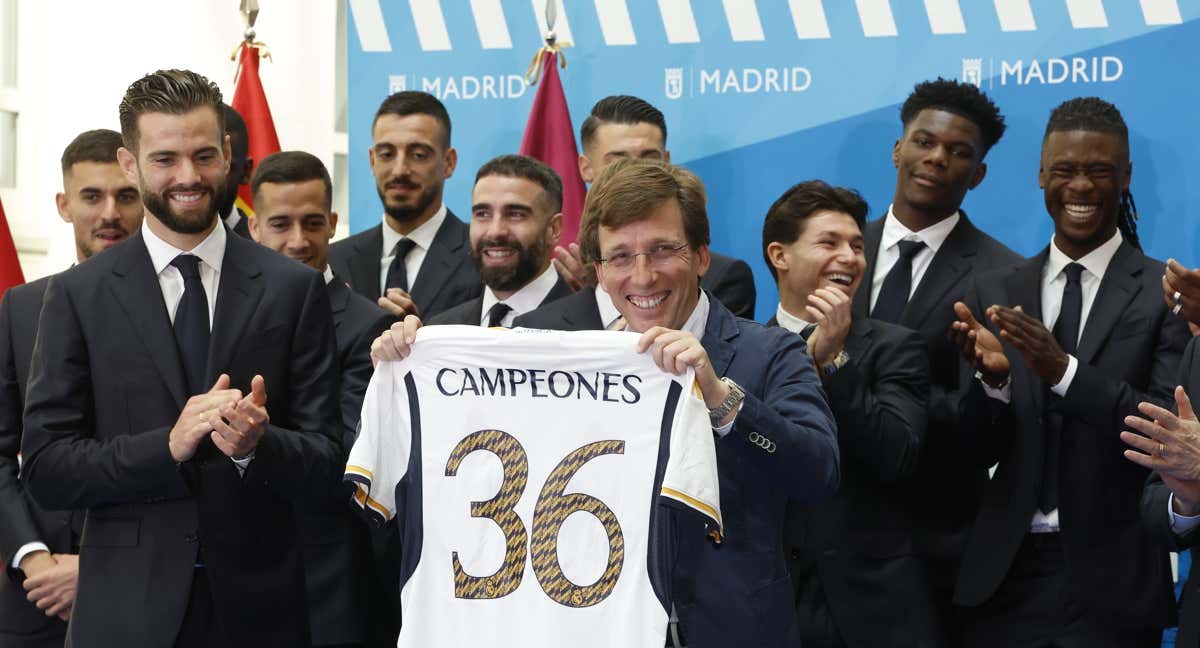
[671,297,839,648]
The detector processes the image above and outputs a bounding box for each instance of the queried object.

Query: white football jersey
[345,325,721,647]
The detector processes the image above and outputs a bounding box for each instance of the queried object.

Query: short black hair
[762,180,869,282]
[1044,97,1139,249]
[61,129,124,175]
[251,151,333,212]
[221,104,248,158]
[475,154,564,214]
[900,78,1006,154]
[373,91,451,148]
[580,95,667,151]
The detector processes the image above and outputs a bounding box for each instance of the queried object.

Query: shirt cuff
[1170,493,1200,536]
[1050,355,1078,397]
[712,401,744,438]
[978,372,1012,404]
[231,451,256,476]
[11,542,50,571]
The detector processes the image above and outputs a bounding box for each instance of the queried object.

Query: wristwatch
[708,377,745,427]
[820,350,850,377]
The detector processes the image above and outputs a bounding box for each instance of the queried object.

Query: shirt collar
[681,291,711,339]
[480,264,559,323]
[881,205,960,254]
[774,303,814,335]
[323,266,335,285]
[381,203,447,256]
[594,284,624,329]
[1045,230,1123,283]
[142,217,227,275]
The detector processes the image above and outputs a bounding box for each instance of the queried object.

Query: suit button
[790,549,801,560]
[184,533,198,543]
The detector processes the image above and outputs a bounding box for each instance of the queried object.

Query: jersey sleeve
[659,376,723,543]
[344,360,412,527]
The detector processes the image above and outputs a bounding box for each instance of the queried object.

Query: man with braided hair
[948,96,1189,646]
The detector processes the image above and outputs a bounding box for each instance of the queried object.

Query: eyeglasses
[598,243,689,271]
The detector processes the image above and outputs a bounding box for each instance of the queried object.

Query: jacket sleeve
[21,277,186,511]
[823,327,929,483]
[0,291,46,576]
[725,330,839,504]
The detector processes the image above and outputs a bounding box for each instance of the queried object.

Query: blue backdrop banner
[347,0,1200,323]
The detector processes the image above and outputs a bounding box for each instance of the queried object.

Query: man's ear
[765,241,789,274]
[579,154,594,184]
[327,211,340,240]
[117,147,139,185]
[56,192,72,223]
[247,216,261,242]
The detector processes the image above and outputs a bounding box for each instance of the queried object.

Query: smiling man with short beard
[328,91,482,322]
[428,155,571,327]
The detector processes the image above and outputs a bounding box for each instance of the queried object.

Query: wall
[5,0,336,279]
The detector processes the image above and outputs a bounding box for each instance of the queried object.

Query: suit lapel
[108,232,188,409]
[844,318,873,360]
[207,235,264,382]
[541,277,572,306]
[899,215,978,329]
[327,277,351,330]
[701,296,740,378]
[852,218,884,321]
[349,225,384,301]
[410,213,467,314]
[1005,252,1049,412]
[1075,242,1142,366]
[569,288,605,330]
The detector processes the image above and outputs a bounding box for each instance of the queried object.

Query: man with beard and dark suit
[328,91,481,321]
[951,97,1189,647]
[428,155,570,327]
[20,69,342,648]
[248,150,396,648]
[851,78,1020,643]
[762,180,937,647]
[217,104,253,238]
[0,129,142,647]
[374,159,840,648]
[531,94,757,323]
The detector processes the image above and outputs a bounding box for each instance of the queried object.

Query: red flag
[519,51,588,247]
[231,42,281,216]
[0,195,24,297]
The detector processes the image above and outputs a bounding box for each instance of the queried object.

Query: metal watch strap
[709,377,745,425]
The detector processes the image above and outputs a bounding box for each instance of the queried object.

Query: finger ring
[1157,442,1166,457]
[1173,303,1183,316]
[1174,291,1182,304]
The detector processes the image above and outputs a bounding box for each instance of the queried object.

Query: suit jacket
[953,241,1188,632]
[1141,337,1200,647]
[327,212,482,319]
[427,276,572,326]
[773,316,938,647]
[0,277,76,648]
[512,286,605,331]
[705,252,756,319]
[852,212,1020,570]
[296,277,396,646]
[20,230,343,648]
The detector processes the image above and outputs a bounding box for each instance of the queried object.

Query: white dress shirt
[594,284,625,329]
[979,230,1123,533]
[868,206,961,313]
[378,204,447,295]
[774,303,815,335]
[479,265,559,328]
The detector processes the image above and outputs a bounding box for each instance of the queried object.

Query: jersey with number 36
[345,325,722,647]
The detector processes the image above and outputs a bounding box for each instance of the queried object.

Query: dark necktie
[1040,262,1084,515]
[385,238,418,292]
[487,302,513,328]
[871,239,926,324]
[170,255,210,396]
